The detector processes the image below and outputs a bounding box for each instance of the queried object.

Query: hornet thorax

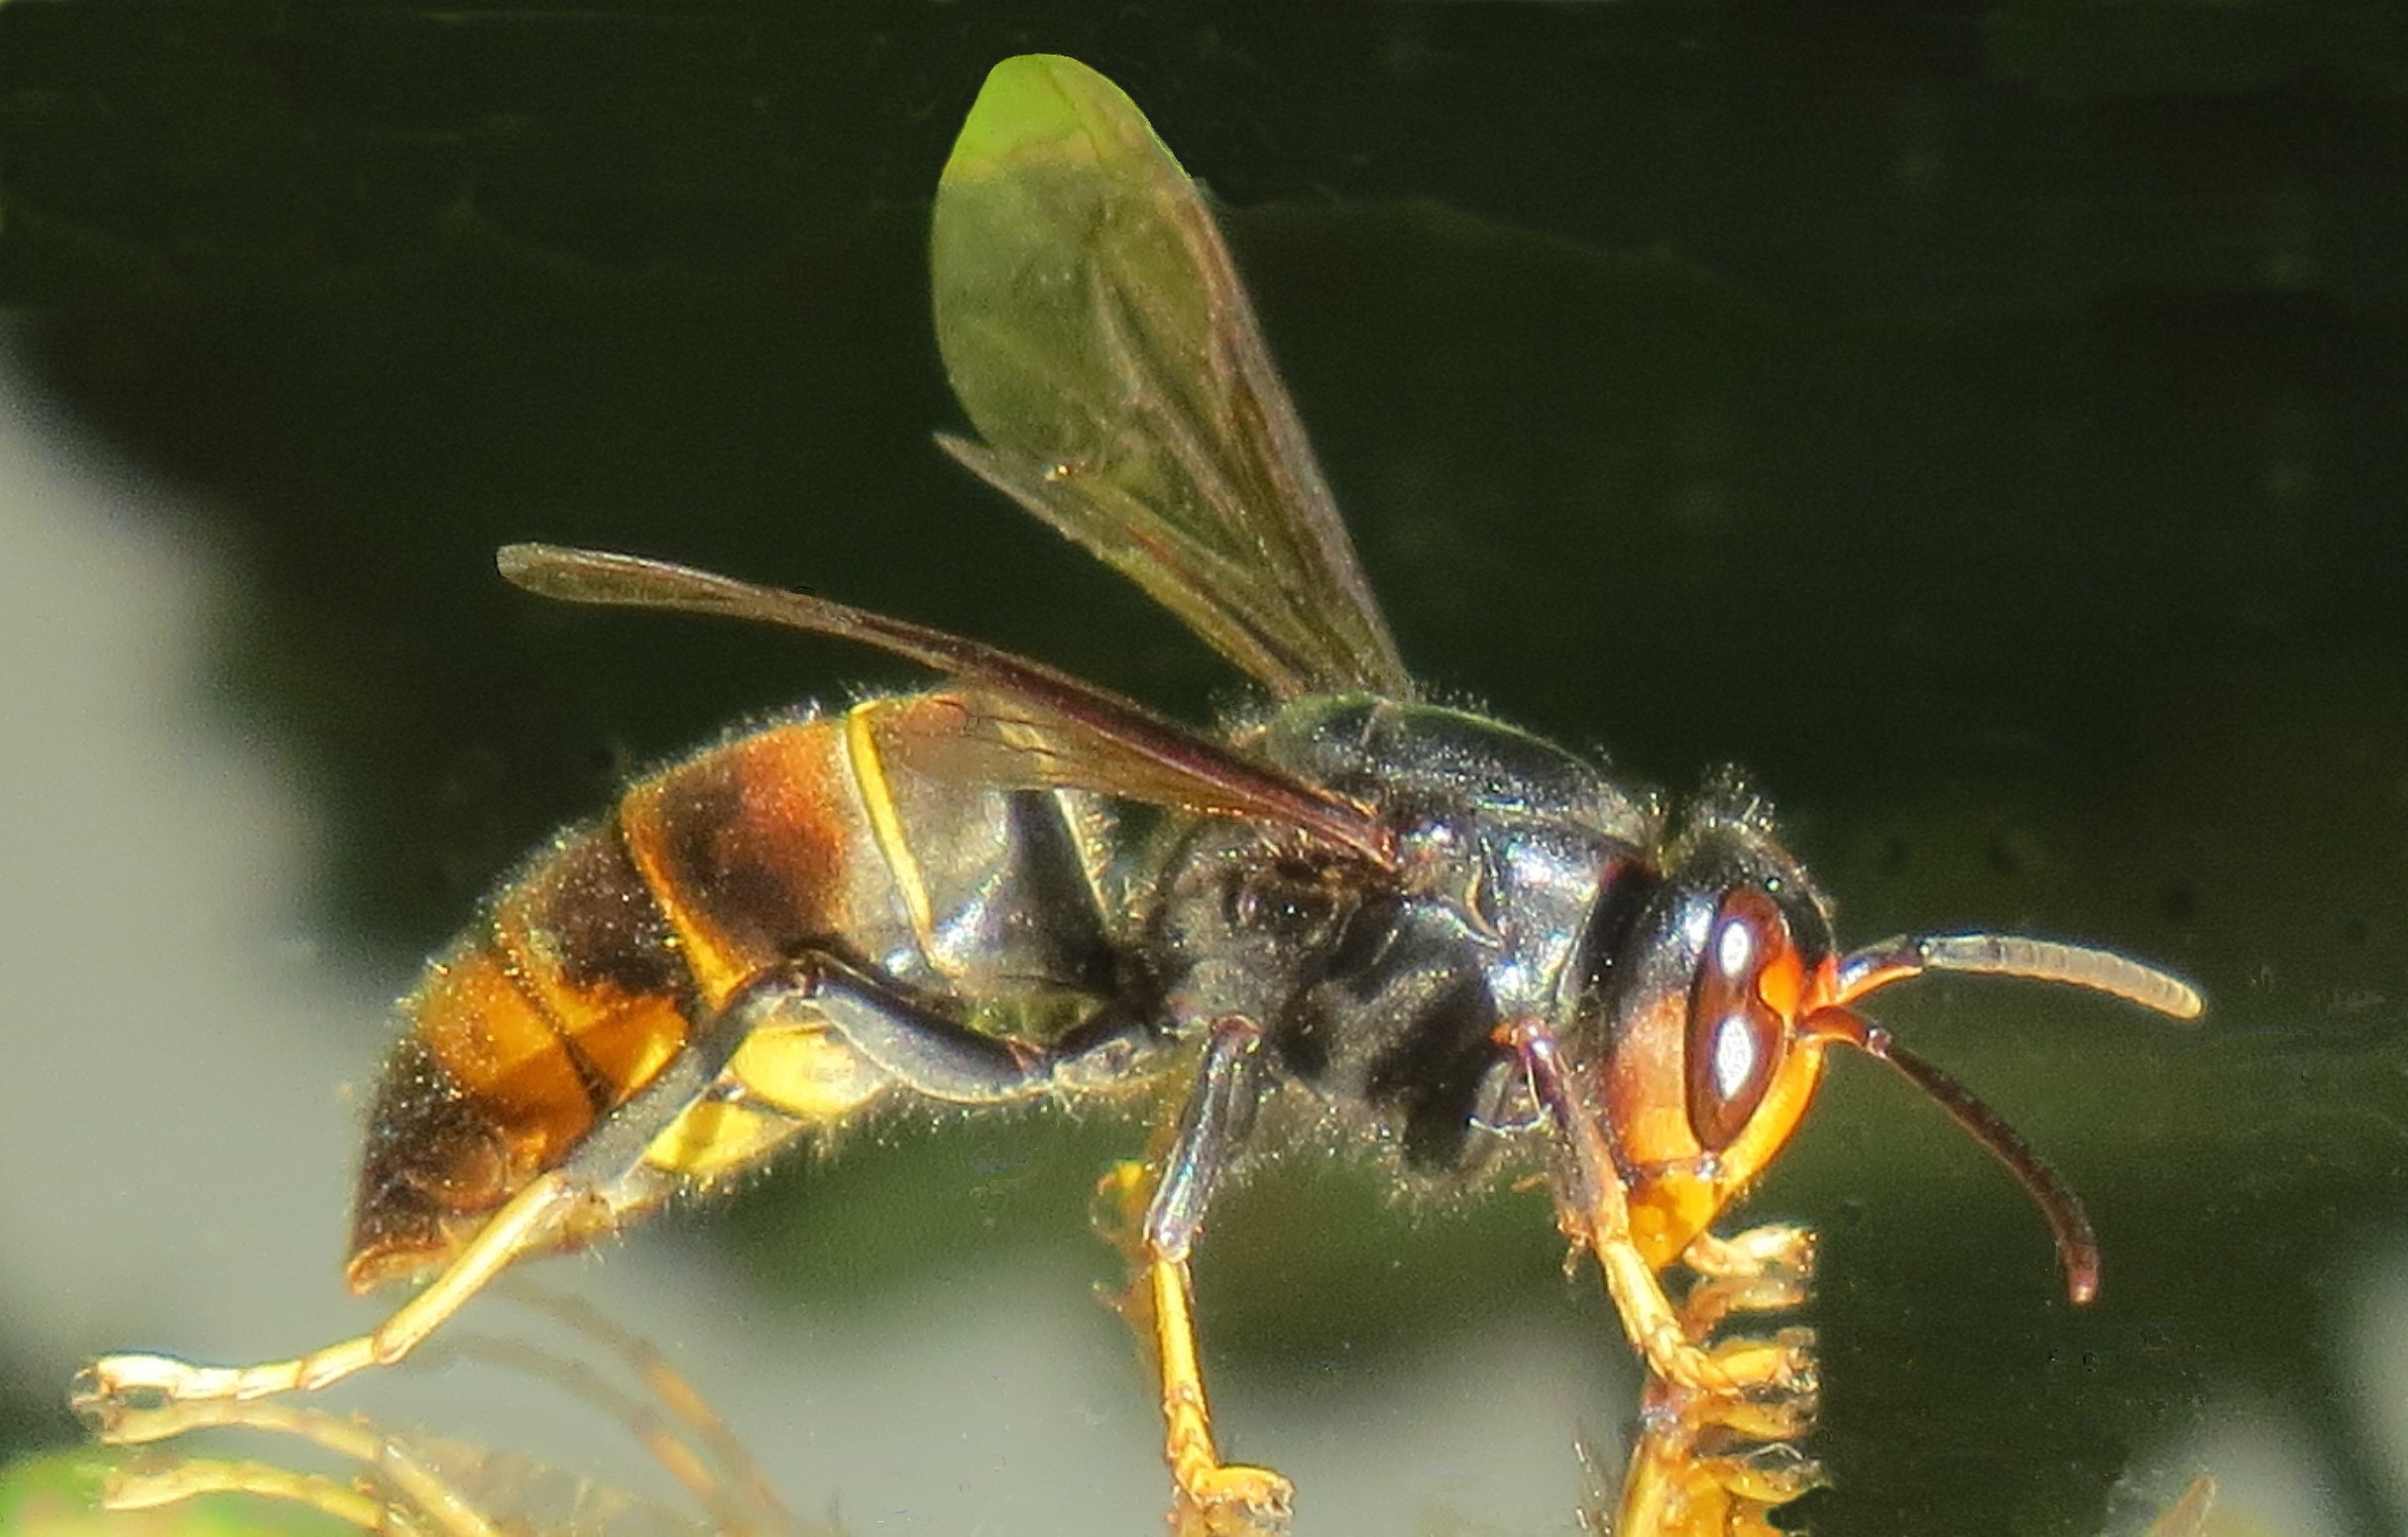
[1147,693,1664,1174]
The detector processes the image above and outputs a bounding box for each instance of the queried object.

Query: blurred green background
[1,4,2404,1535]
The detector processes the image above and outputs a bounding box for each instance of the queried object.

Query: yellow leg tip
[74,1352,183,1398]
[1708,1328,1816,1389]
[1711,1445,1827,1506]
[1684,1385,1820,1443]
[1699,1336,1812,1389]
[1173,1462,1294,1536]
[71,1355,212,1444]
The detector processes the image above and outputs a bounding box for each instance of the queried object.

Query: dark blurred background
[1,4,2404,1535]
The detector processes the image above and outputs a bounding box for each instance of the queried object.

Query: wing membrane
[932,54,1412,700]
[498,543,1395,867]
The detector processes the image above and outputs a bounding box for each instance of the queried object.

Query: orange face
[1586,850,2195,1300]
[1600,884,1839,1270]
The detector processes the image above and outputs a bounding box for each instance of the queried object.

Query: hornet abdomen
[347,693,1117,1290]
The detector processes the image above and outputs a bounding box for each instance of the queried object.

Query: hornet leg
[77,958,968,1435]
[75,1019,718,1443]
[1130,1016,1287,1536]
[1677,1224,1817,1343]
[707,931,1209,1531]
[97,1394,514,1537]
[712,950,1159,1111]
[76,951,1148,1439]
[1495,1016,1813,1402]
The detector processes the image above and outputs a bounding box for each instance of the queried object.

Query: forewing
[931,54,1412,700]
[498,544,1395,867]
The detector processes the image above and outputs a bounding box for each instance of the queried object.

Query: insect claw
[1680,1272,1812,1334]
[1710,1442,1829,1506]
[1684,1223,1818,1286]
[69,1355,218,1444]
[1172,1463,1295,1537]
